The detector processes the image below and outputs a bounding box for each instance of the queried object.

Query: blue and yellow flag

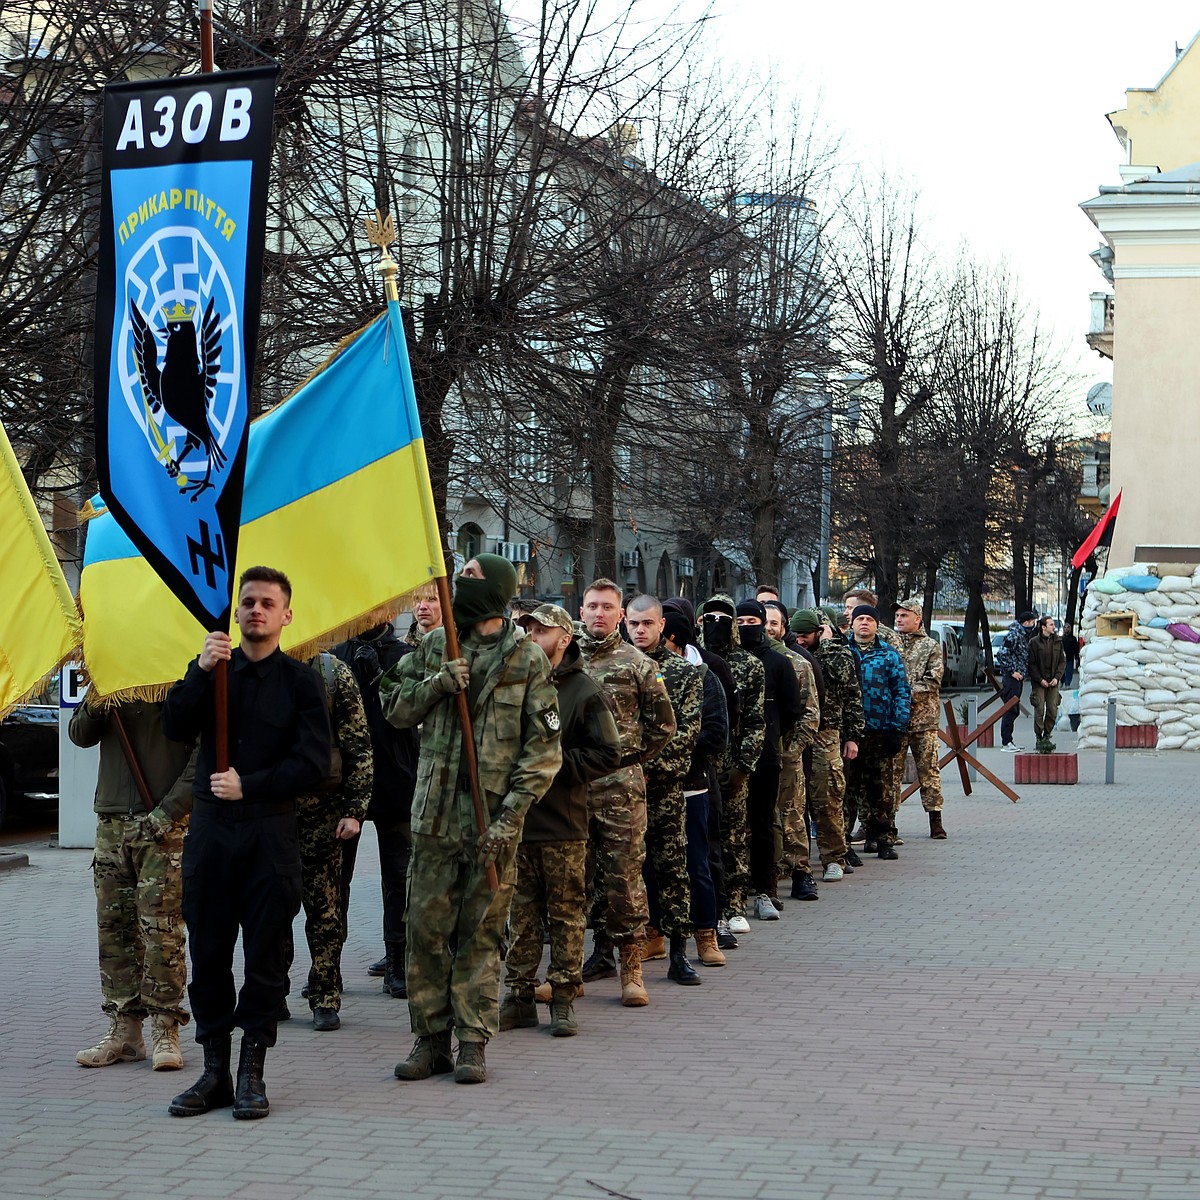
[0,419,83,716]
[80,302,446,700]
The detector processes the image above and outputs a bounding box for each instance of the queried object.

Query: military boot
[929,811,947,839]
[394,1032,453,1081]
[549,987,578,1037]
[76,1013,145,1068]
[167,1033,233,1117]
[581,934,616,981]
[150,1016,184,1071]
[641,926,667,961]
[619,942,649,1007]
[535,981,583,1002]
[666,934,701,986]
[498,991,539,1031]
[454,1039,487,1084]
[382,946,407,999]
[232,1037,270,1120]
[694,928,726,967]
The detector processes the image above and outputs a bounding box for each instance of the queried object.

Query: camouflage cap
[518,602,574,635]
[895,597,923,616]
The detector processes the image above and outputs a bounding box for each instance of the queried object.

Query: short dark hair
[239,565,292,604]
[626,593,662,617]
[583,577,623,602]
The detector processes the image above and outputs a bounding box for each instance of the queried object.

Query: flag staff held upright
[198,0,228,771]
[366,211,498,892]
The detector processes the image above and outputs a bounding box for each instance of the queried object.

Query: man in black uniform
[163,566,331,1120]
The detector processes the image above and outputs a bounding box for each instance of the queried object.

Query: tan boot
[76,1014,146,1067]
[694,928,726,967]
[641,926,667,961]
[619,943,649,1007]
[151,1016,184,1071]
[535,981,583,1003]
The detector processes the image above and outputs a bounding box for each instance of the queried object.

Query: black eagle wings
[130,296,226,500]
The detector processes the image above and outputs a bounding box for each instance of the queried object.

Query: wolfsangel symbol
[119,225,241,501]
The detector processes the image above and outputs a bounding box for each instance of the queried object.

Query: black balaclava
[701,595,737,653]
[735,598,767,650]
[452,553,517,632]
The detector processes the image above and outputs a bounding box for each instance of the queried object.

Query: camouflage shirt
[379,620,562,838]
[813,635,865,742]
[897,629,944,732]
[769,637,821,755]
[576,628,675,775]
[644,641,702,783]
[301,652,373,822]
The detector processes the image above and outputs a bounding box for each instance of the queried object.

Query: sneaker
[822,863,844,882]
[728,913,751,935]
[845,848,864,868]
[849,826,867,844]
[999,743,1021,753]
[753,894,780,921]
[715,919,739,950]
[893,837,904,847]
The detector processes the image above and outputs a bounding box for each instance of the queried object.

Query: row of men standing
[70,558,948,1115]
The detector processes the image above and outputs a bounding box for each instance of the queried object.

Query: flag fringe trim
[0,648,78,721]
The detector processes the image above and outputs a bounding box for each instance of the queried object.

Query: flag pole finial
[365,209,399,303]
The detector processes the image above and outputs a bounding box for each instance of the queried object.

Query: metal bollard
[966,694,978,783]
[1105,696,1117,784]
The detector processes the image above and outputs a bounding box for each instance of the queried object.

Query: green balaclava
[452,552,518,632]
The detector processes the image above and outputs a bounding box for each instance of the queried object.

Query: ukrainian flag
[79,301,446,700]
[0,419,83,715]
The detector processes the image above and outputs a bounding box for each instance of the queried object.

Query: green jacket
[379,620,561,838]
[68,699,195,822]
[897,629,944,732]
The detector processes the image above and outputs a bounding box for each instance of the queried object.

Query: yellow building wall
[1109,37,1200,171]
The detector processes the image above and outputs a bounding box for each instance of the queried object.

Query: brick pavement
[3,722,1200,1200]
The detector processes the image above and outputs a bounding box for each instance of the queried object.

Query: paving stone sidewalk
[2,732,1199,1200]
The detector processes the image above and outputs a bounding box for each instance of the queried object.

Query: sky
[693,1,1200,398]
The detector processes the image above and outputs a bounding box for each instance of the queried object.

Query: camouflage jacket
[300,653,373,821]
[379,620,561,838]
[897,630,943,732]
[812,636,865,742]
[576,627,675,773]
[720,648,766,776]
[644,641,702,783]
[769,637,821,756]
[849,636,911,734]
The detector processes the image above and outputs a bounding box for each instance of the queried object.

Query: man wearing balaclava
[699,595,765,942]
[380,554,562,1085]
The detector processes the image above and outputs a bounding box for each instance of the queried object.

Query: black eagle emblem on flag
[130,296,226,500]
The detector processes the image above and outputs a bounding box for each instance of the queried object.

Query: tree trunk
[921,563,936,631]
[1064,564,1083,629]
[957,532,988,686]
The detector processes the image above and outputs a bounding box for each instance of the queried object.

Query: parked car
[928,621,988,686]
[0,686,59,832]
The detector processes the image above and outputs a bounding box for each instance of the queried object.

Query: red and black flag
[1072,489,1122,570]
[93,67,277,631]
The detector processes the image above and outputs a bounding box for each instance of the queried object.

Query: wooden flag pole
[365,210,497,892]
[197,0,229,771]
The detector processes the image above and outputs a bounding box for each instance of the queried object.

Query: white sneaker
[728,913,751,934]
[999,743,1022,753]
[753,894,780,921]
[823,863,844,882]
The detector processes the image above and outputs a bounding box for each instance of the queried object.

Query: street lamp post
[817,371,866,603]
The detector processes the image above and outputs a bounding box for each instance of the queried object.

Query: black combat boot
[666,934,701,986]
[394,1032,453,1081]
[929,811,947,839]
[581,934,616,981]
[791,870,820,901]
[877,840,899,860]
[232,1037,270,1120]
[167,1033,233,1117]
[382,946,407,998]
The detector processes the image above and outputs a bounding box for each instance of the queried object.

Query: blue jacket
[996,620,1033,679]
[849,637,911,733]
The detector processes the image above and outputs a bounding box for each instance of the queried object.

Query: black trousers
[747,758,782,896]
[705,766,726,913]
[1000,674,1023,745]
[182,801,302,1047]
[341,813,412,953]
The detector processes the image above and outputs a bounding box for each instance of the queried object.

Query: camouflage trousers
[586,765,649,946]
[716,769,751,916]
[777,750,809,871]
[297,799,346,1011]
[643,774,693,939]
[808,730,849,866]
[405,828,518,1043]
[505,840,586,1000]
[897,729,944,813]
[91,812,188,1024]
[845,732,896,846]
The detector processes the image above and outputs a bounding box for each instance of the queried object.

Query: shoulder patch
[542,707,561,733]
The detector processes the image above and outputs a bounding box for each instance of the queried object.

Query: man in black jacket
[735,599,803,922]
[332,618,418,999]
[501,605,621,1037]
